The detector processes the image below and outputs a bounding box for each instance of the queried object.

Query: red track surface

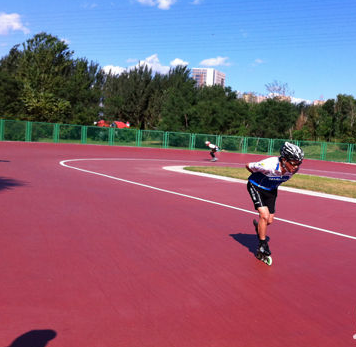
[0,142,355,347]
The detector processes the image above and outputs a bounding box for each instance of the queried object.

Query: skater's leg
[210,151,218,161]
[256,207,274,240]
[258,239,271,256]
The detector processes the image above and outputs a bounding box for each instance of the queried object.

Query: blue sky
[1,0,356,102]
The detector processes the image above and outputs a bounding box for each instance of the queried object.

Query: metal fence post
[268,138,273,155]
[191,134,196,150]
[25,121,32,142]
[0,119,4,141]
[347,143,353,163]
[136,129,142,147]
[109,128,114,145]
[189,134,193,150]
[321,142,327,160]
[217,135,222,148]
[81,126,87,144]
[53,124,60,143]
[243,137,247,153]
[163,132,169,148]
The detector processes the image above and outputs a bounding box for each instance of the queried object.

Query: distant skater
[205,141,219,162]
[245,142,304,263]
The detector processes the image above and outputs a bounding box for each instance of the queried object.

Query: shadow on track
[0,177,26,192]
[6,330,57,347]
[230,233,270,254]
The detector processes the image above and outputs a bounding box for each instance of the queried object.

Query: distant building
[241,93,267,103]
[192,68,226,87]
[240,92,324,105]
[313,99,326,106]
[273,95,291,102]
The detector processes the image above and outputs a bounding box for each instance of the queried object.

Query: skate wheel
[265,256,272,266]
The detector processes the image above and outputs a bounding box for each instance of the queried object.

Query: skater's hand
[245,163,253,173]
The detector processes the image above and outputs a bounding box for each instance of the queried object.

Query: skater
[246,142,304,259]
[205,141,219,162]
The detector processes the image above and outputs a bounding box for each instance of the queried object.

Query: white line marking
[60,158,356,241]
[301,167,356,179]
[163,166,356,204]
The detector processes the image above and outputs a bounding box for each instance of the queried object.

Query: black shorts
[247,181,278,214]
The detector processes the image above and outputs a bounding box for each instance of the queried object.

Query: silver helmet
[280,142,304,163]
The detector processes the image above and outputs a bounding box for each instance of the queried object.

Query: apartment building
[192,68,226,87]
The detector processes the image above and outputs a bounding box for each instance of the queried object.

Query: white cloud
[138,54,170,73]
[0,12,29,35]
[103,65,127,75]
[199,56,230,67]
[191,0,204,4]
[157,0,177,9]
[251,58,264,67]
[239,29,248,38]
[136,0,156,6]
[81,3,98,9]
[170,58,189,67]
[61,38,71,45]
[126,58,138,63]
[136,0,176,10]
[291,97,312,105]
[104,54,187,76]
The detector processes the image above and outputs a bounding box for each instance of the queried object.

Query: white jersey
[248,157,294,191]
[208,143,219,150]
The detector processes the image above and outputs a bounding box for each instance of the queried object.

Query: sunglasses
[287,160,301,166]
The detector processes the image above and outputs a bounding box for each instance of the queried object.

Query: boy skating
[246,142,304,264]
[205,141,219,162]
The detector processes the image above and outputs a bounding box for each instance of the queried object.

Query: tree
[304,105,321,141]
[65,59,104,124]
[334,94,356,142]
[0,32,104,124]
[0,70,23,116]
[159,66,196,131]
[20,82,71,123]
[251,98,299,138]
[0,45,25,116]
[102,65,154,129]
[16,33,73,121]
[186,85,248,135]
[1,32,355,143]
[321,99,336,141]
[265,80,294,98]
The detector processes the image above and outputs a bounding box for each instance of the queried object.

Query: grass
[185,166,356,199]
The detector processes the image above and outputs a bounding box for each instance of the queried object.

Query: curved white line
[163,166,356,204]
[59,158,356,241]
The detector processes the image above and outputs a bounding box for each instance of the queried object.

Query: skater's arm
[246,159,274,175]
[245,163,254,173]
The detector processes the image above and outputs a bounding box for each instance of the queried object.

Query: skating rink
[0,142,355,347]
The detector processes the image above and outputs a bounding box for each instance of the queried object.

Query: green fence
[0,119,354,163]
